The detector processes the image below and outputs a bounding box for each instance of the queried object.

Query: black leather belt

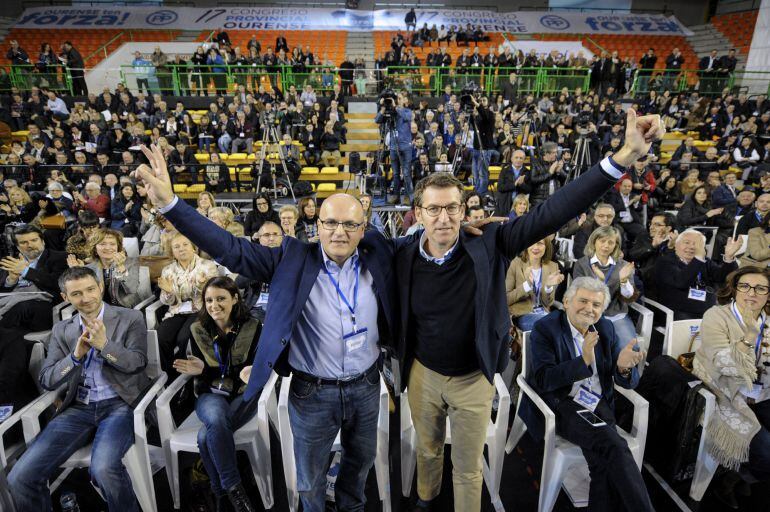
[291,362,378,387]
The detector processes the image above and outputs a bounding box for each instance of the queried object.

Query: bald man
[136,145,405,512]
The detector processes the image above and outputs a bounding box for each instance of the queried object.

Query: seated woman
[506,236,564,331]
[173,276,260,512]
[508,195,530,220]
[359,193,385,234]
[572,226,639,344]
[65,210,101,262]
[693,266,770,507]
[68,228,147,308]
[157,233,219,371]
[110,183,142,236]
[279,205,307,242]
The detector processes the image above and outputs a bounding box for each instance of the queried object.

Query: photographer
[375,91,414,204]
[468,93,496,196]
[526,142,568,207]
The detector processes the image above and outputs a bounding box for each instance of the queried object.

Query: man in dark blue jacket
[518,276,652,512]
[394,108,665,511]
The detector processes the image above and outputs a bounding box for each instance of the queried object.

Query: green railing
[6,64,73,94]
[630,68,770,97]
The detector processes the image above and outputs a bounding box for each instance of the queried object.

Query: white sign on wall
[14,7,693,36]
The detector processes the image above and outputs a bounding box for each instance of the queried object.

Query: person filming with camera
[375,91,414,205]
[466,92,496,198]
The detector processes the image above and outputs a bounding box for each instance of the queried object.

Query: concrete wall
[745,0,770,79]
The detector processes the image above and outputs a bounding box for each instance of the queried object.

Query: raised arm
[135,144,280,283]
[496,109,665,260]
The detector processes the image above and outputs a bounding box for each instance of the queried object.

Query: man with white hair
[518,276,651,511]
[654,229,742,320]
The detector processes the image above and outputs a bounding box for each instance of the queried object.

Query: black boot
[713,471,741,510]
[216,493,233,512]
[226,482,256,512]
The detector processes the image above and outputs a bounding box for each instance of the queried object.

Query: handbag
[40,213,66,230]
[677,330,701,372]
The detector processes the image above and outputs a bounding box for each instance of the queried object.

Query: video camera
[460,83,481,112]
[379,89,398,115]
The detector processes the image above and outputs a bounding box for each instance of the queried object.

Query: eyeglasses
[259,232,282,239]
[736,283,770,296]
[319,219,364,232]
[418,203,464,217]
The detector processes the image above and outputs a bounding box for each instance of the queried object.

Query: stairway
[175,30,204,43]
[345,102,380,176]
[345,32,375,69]
[686,23,748,70]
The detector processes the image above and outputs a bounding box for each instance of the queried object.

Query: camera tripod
[253,121,297,203]
[567,133,594,183]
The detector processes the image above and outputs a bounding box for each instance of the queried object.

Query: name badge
[240,132,245,138]
[573,385,600,412]
[76,385,91,405]
[688,288,707,302]
[178,300,194,313]
[0,404,13,422]
[532,306,546,315]
[343,328,368,355]
[256,292,269,307]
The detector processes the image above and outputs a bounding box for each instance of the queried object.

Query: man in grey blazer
[8,266,149,512]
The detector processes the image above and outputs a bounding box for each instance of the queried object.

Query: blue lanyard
[84,347,95,369]
[731,302,766,362]
[603,263,615,285]
[532,268,542,307]
[324,259,361,328]
[213,341,230,380]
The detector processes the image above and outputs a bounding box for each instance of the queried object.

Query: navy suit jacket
[711,184,737,207]
[395,161,621,389]
[518,310,639,442]
[163,199,407,400]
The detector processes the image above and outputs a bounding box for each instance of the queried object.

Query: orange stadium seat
[711,10,758,54]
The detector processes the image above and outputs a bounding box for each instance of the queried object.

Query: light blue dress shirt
[72,304,119,402]
[288,248,380,380]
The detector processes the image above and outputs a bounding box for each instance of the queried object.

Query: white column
[744,0,770,93]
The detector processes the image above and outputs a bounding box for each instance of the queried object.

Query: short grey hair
[563,276,611,311]
[47,182,64,192]
[675,228,706,248]
[542,141,558,154]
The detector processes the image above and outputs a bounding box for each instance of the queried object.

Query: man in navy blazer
[518,276,652,512]
[396,109,665,511]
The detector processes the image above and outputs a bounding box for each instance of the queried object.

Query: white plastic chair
[661,319,718,501]
[642,297,674,355]
[275,373,392,512]
[511,331,649,512]
[628,302,654,374]
[400,374,510,511]
[156,371,277,510]
[124,237,140,258]
[506,331,531,455]
[690,226,718,259]
[23,301,73,346]
[145,299,165,330]
[20,331,167,512]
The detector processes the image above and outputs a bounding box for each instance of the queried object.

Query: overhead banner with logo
[14,7,693,36]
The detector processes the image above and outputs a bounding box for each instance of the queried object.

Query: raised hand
[135,144,174,208]
[617,339,645,371]
[619,262,635,282]
[614,109,666,167]
[67,254,85,268]
[157,275,173,294]
[724,236,743,261]
[82,317,107,350]
[581,329,599,366]
[545,271,564,287]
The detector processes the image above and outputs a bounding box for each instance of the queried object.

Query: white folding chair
[691,226,718,259]
[506,331,531,454]
[276,373,392,512]
[123,237,140,259]
[628,302,653,374]
[511,332,649,512]
[661,319,718,500]
[400,373,510,511]
[642,297,674,356]
[156,371,277,510]
[20,331,167,512]
[145,300,165,330]
[23,301,73,346]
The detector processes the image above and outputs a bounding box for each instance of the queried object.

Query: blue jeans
[472,149,493,195]
[516,311,548,331]
[289,369,380,512]
[195,392,259,495]
[611,314,638,346]
[9,397,138,512]
[390,146,413,197]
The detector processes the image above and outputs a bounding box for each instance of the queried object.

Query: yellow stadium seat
[317,183,336,192]
[229,153,248,160]
[320,167,339,174]
[173,184,188,193]
[194,154,210,163]
[302,167,320,174]
[187,184,206,193]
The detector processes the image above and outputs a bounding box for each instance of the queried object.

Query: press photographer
[375,90,414,205]
[464,87,496,197]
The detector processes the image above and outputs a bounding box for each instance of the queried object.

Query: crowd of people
[0,24,769,512]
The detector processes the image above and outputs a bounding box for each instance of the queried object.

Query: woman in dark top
[243,193,280,240]
[110,183,143,236]
[677,185,726,228]
[297,196,319,242]
[173,276,260,512]
[653,175,684,210]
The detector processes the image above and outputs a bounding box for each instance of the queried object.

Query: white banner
[14,7,693,36]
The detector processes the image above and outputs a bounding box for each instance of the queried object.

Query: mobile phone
[577,409,607,427]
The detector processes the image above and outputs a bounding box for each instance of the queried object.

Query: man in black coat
[494,149,529,216]
[338,56,355,97]
[0,225,68,336]
[736,192,770,235]
[61,41,87,96]
[627,212,676,299]
[638,48,657,94]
